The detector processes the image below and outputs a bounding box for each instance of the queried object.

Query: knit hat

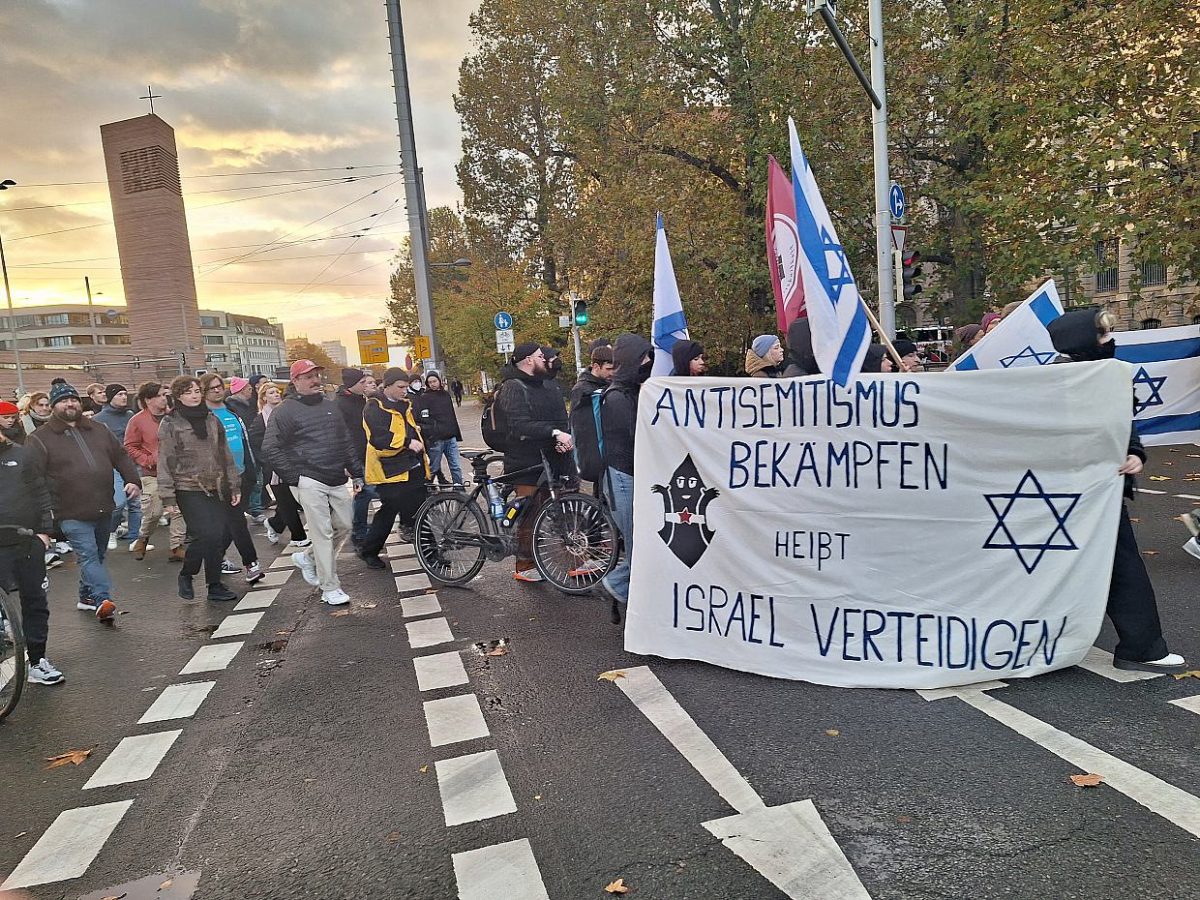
[511,341,541,364]
[49,382,80,407]
[0,401,18,415]
[341,367,366,389]
[751,334,779,358]
[229,376,250,394]
[892,339,918,357]
[105,383,127,404]
[382,367,408,387]
[248,374,268,389]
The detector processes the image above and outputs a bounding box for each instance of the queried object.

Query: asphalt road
[1,411,1198,900]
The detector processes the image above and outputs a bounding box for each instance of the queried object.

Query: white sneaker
[106,534,118,551]
[292,551,319,586]
[159,515,169,527]
[130,541,153,553]
[76,599,98,611]
[53,541,71,554]
[265,524,281,545]
[115,524,128,539]
[28,657,64,685]
[321,588,350,606]
[1113,652,1187,673]
[1184,538,1200,561]
[290,538,312,549]
[221,559,240,575]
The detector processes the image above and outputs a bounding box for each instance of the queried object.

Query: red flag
[766,155,805,330]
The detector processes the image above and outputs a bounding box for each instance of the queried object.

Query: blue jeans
[111,471,143,538]
[428,438,464,485]
[61,518,114,602]
[602,468,634,604]
[352,483,379,545]
[248,469,265,516]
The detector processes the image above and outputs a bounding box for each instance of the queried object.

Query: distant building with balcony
[320,340,349,367]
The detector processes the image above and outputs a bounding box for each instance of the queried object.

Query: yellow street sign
[357,329,389,365]
[413,335,432,360]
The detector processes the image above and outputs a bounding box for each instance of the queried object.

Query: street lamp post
[0,179,25,396]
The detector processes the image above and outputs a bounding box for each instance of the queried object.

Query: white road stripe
[253,569,292,587]
[414,651,469,692]
[234,588,279,611]
[395,573,432,593]
[1174,493,1200,501]
[388,542,416,557]
[1076,646,1163,682]
[958,689,1200,838]
[424,694,489,747]
[916,680,1008,701]
[438,750,519,828]
[453,839,547,899]
[1,800,134,890]
[84,730,183,790]
[401,593,441,618]
[1169,695,1200,715]
[211,611,265,639]
[138,681,216,724]
[390,559,422,575]
[179,642,243,675]
[617,666,764,814]
[406,617,455,649]
[384,534,407,546]
[1135,487,1167,495]
[268,555,293,569]
[0,656,15,693]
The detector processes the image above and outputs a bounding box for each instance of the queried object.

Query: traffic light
[573,298,589,327]
[902,250,923,300]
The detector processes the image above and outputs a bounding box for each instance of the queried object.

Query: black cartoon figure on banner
[652,455,719,567]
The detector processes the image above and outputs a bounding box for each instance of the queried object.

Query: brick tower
[100,114,203,379]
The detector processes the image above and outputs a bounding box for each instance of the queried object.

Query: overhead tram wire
[13,164,401,188]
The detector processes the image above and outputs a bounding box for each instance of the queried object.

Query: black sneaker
[207,584,237,602]
[178,573,195,601]
[357,550,386,570]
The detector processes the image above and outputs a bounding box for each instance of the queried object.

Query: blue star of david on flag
[983,470,1081,574]
[1131,366,1167,415]
[820,225,854,303]
[999,345,1057,368]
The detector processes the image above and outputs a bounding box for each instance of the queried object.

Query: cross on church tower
[139,84,162,115]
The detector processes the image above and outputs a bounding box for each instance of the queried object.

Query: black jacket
[335,389,369,467]
[670,339,704,376]
[412,388,462,443]
[227,395,256,432]
[569,369,609,415]
[262,393,364,487]
[496,364,571,484]
[0,440,54,543]
[781,319,820,377]
[600,333,652,476]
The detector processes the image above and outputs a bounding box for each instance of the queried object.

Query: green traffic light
[573,300,588,326]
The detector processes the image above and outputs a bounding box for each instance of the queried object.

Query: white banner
[625,362,1132,688]
[1114,324,1200,446]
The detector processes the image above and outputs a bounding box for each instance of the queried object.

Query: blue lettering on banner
[729,440,949,490]
[672,583,786,647]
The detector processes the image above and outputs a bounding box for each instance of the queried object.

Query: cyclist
[0,409,62,684]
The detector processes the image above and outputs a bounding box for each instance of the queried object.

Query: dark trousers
[0,540,49,664]
[267,483,307,542]
[360,480,426,557]
[221,471,258,567]
[514,485,550,572]
[177,491,228,586]
[1109,505,1168,662]
[352,484,379,544]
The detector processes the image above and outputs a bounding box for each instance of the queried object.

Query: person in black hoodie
[337,367,378,547]
[781,319,820,378]
[670,340,706,376]
[1047,307,1186,673]
[0,417,60,683]
[599,333,653,622]
[413,371,464,487]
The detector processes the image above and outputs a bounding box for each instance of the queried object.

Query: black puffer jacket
[412,387,462,443]
[335,389,368,468]
[496,364,571,485]
[0,440,54,543]
[601,333,652,476]
[262,392,364,487]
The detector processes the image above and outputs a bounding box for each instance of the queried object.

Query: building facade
[320,340,349,367]
[199,310,287,376]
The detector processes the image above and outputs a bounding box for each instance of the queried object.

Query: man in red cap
[262,360,364,606]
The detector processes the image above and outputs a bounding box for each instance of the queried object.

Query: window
[42,336,73,347]
[1095,239,1119,292]
[41,313,69,326]
[1141,258,1167,286]
[199,316,221,328]
[1140,317,1162,330]
[203,335,226,345]
[101,334,130,345]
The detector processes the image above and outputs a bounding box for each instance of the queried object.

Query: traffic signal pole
[869,0,896,339]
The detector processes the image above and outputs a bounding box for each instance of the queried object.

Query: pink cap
[289,359,323,379]
[229,376,250,394]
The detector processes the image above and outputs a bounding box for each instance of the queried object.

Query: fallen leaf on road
[1142,550,1159,557]
[1172,670,1200,680]
[99,894,127,900]
[605,878,630,894]
[45,747,94,769]
[597,670,626,682]
[824,729,840,737]
[1069,773,1103,787]
[160,878,174,890]
[385,831,402,844]
[896,815,913,824]
[419,765,429,773]
[534,794,542,801]
[330,609,351,617]
[487,646,509,657]
[1149,475,1172,481]
[359,602,378,609]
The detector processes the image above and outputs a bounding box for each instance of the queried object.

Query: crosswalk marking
[453,839,548,899]
[84,730,183,790]
[268,555,294,569]
[414,651,469,692]
[1169,695,1200,715]
[407,617,455,649]
[1076,647,1163,683]
[211,611,265,640]
[138,682,216,724]
[179,642,243,675]
[401,593,441,618]
[395,572,432,593]
[437,750,519,828]
[424,694,489,747]
[388,545,417,561]
[234,588,279,611]
[253,569,292,588]
[1,800,134,890]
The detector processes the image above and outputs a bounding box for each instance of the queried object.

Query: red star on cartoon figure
[678,508,693,524]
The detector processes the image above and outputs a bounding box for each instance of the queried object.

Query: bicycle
[0,526,34,722]
[413,450,618,594]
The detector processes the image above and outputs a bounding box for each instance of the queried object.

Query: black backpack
[570,388,605,482]
[480,381,519,453]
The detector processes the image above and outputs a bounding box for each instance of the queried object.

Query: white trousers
[295,475,354,592]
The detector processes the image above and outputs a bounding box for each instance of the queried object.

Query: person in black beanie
[337,367,378,547]
[892,338,921,372]
[670,339,706,376]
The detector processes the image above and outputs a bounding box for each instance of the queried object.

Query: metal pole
[869,0,895,338]
[384,0,441,375]
[571,322,584,373]
[0,229,25,396]
[85,276,100,348]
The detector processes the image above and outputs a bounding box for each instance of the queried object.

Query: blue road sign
[889,183,906,221]
[494,312,513,330]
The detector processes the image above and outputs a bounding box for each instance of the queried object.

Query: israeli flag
[1114,324,1200,446]
[788,118,870,387]
[651,212,690,376]
[950,280,1064,371]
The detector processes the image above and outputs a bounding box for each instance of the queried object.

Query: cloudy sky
[0,0,478,363]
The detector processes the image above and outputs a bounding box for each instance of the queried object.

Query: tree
[286,340,337,374]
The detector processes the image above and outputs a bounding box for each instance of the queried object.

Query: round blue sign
[494,312,513,330]
[889,183,906,221]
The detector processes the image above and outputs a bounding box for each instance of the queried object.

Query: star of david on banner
[983,470,1081,574]
[1000,345,1057,368]
[1131,366,1167,415]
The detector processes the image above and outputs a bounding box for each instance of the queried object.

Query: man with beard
[25,382,141,622]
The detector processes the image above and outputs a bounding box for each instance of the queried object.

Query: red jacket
[124,409,164,476]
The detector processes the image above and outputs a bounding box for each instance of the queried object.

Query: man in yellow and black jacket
[356,367,431,569]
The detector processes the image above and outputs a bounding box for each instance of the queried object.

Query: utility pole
[84,276,100,348]
[869,0,895,338]
[0,230,25,396]
[384,0,441,375]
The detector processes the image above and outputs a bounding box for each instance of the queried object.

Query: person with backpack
[492,342,574,583]
[569,344,614,484]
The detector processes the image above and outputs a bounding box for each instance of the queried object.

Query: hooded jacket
[335,388,369,468]
[861,344,888,373]
[781,319,820,378]
[363,395,430,485]
[496,362,572,485]
[0,439,54,542]
[412,385,463,443]
[24,414,141,522]
[670,340,704,376]
[601,333,653,476]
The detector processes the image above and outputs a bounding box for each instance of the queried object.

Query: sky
[0,0,478,365]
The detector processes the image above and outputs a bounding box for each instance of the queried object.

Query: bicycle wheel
[414,492,489,586]
[0,587,26,722]
[532,493,618,594]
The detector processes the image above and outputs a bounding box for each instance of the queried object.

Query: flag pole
[858,300,905,370]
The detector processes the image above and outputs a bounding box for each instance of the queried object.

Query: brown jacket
[25,414,141,522]
[157,411,240,506]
